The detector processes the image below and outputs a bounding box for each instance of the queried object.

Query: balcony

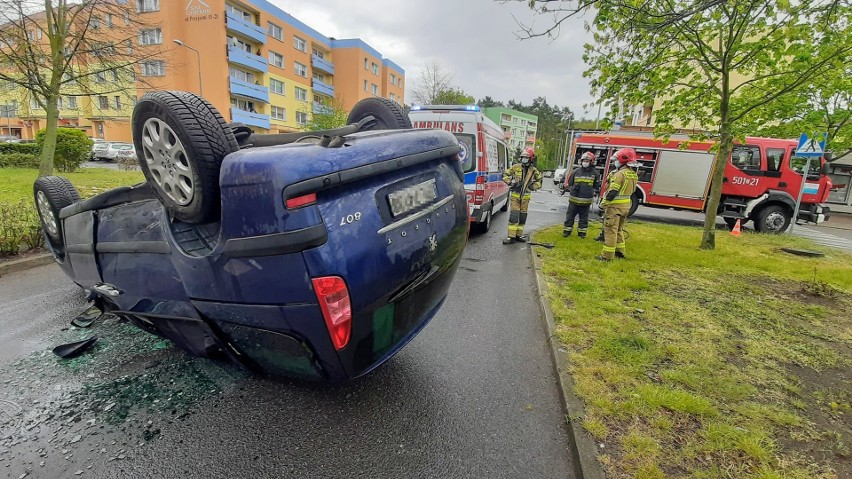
[312,78,334,97]
[231,107,270,130]
[226,10,266,44]
[312,103,333,115]
[311,54,335,75]
[228,45,267,73]
[229,78,269,103]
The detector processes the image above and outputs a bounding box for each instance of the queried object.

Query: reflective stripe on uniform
[601,245,616,253]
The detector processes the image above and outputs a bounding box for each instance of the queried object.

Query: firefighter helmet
[521,147,535,160]
[580,152,596,163]
[614,148,638,167]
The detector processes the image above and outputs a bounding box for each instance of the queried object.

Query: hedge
[0,153,39,169]
[0,143,40,155]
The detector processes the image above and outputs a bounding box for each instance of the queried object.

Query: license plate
[388,179,437,217]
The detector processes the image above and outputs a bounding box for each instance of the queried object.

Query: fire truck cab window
[731,145,761,172]
[766,148,784,172]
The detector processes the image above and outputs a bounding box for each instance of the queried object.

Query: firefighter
[594,156,618,242]
[502,147,543,244]
[563,152,601,238]
[597,148,639,261]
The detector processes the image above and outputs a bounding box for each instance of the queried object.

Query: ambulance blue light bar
[410,105,480,112]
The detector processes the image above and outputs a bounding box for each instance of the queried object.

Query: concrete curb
[0,253,54,277]
[530,247,606,479]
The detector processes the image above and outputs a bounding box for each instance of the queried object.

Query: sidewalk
[825,210,852,231]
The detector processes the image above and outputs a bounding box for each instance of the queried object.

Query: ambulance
[571,132,832,233]
[409,105,511,233]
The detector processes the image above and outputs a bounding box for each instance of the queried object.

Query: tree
[0,0,162,176]
[432,87,474,105]
[515,0,852,249]
[409,59,453,105]
[477,96,504,108]
[300,99,348,131]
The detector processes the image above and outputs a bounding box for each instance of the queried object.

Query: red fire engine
[570,133,832,233]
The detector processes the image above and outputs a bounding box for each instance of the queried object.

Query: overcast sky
[270,0,598,118]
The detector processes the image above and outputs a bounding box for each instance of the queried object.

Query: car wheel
[33,176,80,256]
[754,205,790,233]
[472,204,492,234]
[132,91,238,224]
[346,97,412,130]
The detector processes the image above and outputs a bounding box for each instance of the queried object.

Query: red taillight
[285,193,317,209]
[474,175,485,204]
[312,276,352,351]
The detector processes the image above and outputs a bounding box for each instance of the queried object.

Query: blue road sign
[795,133,827,157]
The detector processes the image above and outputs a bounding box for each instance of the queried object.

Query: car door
[725,145,767,196]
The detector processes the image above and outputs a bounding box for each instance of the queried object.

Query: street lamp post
[173,39,203,97]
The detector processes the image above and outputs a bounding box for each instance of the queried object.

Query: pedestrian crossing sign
[795,133,827,157]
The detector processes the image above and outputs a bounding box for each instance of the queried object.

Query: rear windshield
[454,134,476,172]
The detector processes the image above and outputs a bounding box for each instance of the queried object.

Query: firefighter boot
[503,237,516,245]
[594,231,605,242]
[578,232,587,239]
[562,228,572,238]
[615,251,626,259]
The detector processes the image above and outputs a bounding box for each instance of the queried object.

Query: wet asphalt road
[0,189,575,478]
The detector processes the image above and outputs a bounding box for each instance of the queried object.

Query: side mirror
[821,162,830,176]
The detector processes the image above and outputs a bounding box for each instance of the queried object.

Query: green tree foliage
[35,127,92,172]
[476,96,505,108]
[301,100,348,131]
[516,0,852,249]
[432,88,475,105]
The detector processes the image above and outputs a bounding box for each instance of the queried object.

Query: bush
[0,153,39,169]
[35,128,93,173]
[116,155,139,171]
[0,200,42,255]
[0,143,40,155]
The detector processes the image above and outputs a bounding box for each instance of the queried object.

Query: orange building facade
[1,0,405,142]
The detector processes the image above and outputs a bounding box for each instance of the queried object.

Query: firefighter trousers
[563,201,591,237]
[508,192,531,238]
[601,202,629,260]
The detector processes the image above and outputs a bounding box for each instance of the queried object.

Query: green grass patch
[0,167,144,255]
[536,222,852,478]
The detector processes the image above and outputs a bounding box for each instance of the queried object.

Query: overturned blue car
[34,91,468,381]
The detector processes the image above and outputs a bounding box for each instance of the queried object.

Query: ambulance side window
[497,143,507,171]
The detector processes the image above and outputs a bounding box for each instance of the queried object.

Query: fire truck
[570,133,832,233]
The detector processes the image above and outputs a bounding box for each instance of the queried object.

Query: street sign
[795,133,827,157]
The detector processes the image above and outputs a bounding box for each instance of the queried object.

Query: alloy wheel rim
[765,211,786,232]
[141,118,194,206]
[36,191,58,237]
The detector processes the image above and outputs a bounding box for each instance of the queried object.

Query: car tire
[132,91,239,224]
[346,97,411,130]
[472,204,492,234]
[33,176,80,256]
[754,205,791,234]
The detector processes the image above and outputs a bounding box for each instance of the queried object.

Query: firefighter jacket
[503,163,542,196]
[601,166,639,206]
[565,165,601,205]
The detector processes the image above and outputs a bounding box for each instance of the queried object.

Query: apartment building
[0,0,405,142]
[481,107,538,152]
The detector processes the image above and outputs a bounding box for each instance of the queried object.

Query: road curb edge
[530,247,606,479]
[0,253,54,277]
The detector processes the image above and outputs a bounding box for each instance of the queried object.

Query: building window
[98,96,109,110]
[271,106,286,120]
[269,51,284,68]
[270,78,284,95]
[110,70,119,81]
[371,84,378,95]
[114,96,122,109]
[139,29,162,45]
[67,96,77,109]
[105,14,113,27]
[363,80,368,91]
[295,87,307,101]
[137,0,159,13]
[125,39,133,54]
[124,12,131,25]
[312,49,324,59]
[296,111,309,125]
[90,16,100,29]
[141,60,165,77]
[364,58,368,69]
[390,74,396,85]
[294,62,307,77]
[226,4,252,22]
[228,36,252,53]
[229,67,254,83]
[94,71,106,83]
[231,98,256,113]
[268,22,282,40]
[390,93,396,102]
[293,35,306,52]
[57,97,64,110]
[312,72,325,83]
[30,99,40,110]
[371,62,378,75]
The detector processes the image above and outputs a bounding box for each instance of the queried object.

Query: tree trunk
[38,98,59,177]
[700,71,732,250]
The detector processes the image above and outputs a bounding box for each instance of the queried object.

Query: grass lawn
[535,222,851,479]
[0,167,145,204]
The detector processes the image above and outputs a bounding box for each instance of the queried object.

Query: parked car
[93,141,134,162]
[91,139,109,160]
[34,91,468,381]
[553,167,568,185]
[112,143,136,161]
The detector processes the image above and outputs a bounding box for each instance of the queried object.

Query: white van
[409,105,511,233]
